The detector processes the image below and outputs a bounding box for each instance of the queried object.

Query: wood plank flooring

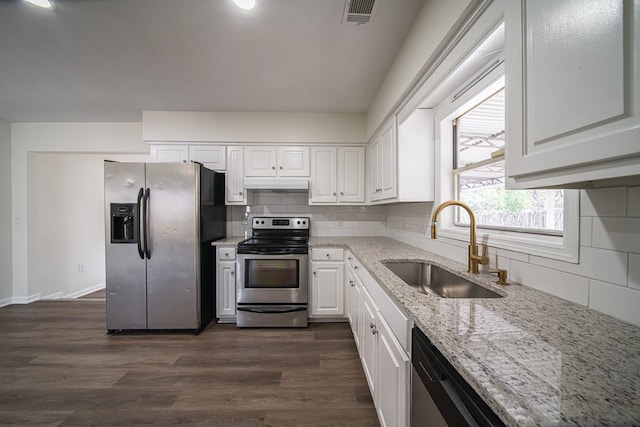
[0,300,379,426]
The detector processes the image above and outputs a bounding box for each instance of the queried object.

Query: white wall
[385,187,640,327]
[228,191,386,238]
[0,120,12,304]
[11,123,148,303]
[366,0,472,138]
[28,153,115,299]
[143,111,367,144]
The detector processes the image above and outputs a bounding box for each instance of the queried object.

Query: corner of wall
[0,119,13,302]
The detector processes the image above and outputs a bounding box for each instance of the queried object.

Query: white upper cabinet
[150,144,188,163]
[505,0,640,188]
[226,146,246,205]
[150,144,226,171]
[244,146,277,177]
[369,118,398,202]
[244,146,310,177]
[310,146,338,203]
[310,146,365,204]
[338,147,366,203]
[368,112,434,204]
[189,146,226,171]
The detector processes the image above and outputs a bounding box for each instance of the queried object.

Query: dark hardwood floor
[0,299,379,426]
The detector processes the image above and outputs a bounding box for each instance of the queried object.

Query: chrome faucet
[431,200,489,274]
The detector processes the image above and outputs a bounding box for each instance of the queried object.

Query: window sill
[436,192,580,264]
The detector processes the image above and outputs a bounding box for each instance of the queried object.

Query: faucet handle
[489,269,509,286]
[478,243,489,265]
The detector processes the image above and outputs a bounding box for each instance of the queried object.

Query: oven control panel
[252,217,310,230]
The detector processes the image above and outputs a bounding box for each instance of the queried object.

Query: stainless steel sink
[382,261,503,298]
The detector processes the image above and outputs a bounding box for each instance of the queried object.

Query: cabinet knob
[313,271,317,276]
[340,192,344,195]
[279,166,283,170]
[326,253,330,258]
[224,252,229,256]
[272,166,276,170]
[239,191,243,195]
[350,280,354,287]
[333,192,336,196]
[230,271,235,276]
[354,265,359,270]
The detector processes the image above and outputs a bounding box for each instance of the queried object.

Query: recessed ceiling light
[23,0,53,8]
[233,0,255,10]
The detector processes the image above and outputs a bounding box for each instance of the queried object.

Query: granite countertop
[215,236,640,426]
[311,237,640,427]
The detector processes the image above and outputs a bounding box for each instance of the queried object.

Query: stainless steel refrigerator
[104,161,226,333]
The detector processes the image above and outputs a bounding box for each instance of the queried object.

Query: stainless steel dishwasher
[411,327,505,427]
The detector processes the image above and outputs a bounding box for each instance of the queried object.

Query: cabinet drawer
[312,248,344,261]
[218,247,236,260]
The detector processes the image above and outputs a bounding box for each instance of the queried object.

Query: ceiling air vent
[342,0,377,25]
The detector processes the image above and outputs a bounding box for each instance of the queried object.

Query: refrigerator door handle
[136,187,145,259]
[143,188,151,259]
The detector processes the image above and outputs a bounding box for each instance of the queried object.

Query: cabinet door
[226,146,246,205]
[310,261,345,317]
[347,267,362,352]
[368,141,381,201]
[216,261,236,318]
[376,314,410,427]
[151,144,188,163]
[189,146,226,171]
[244,146,277,177]
[506,0,640,188]
[360,287,378,398]
[338,147,365,203]
[379,118,397,199]
[310,147,337,203]
[278,146,310,177]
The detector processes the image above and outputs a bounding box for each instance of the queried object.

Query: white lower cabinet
[376,314,410,427]
[346,251,411,427]
[216,247,237,323]
[310,248,345,318]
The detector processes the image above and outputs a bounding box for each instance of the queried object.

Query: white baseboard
[9,293,41,304]
[41,291,64,300]
[63,283,106,299]
[0,297,12,308]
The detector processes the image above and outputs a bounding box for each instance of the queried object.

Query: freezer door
[104,162,148,330]
[145,163,201,329]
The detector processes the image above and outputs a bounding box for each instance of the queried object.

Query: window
[432,50,578,264]
[453,88,565,235]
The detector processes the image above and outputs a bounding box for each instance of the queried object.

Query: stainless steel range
[236,217,310,328]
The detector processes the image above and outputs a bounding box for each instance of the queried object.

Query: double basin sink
[382,261,503,299]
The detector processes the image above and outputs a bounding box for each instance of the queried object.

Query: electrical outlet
[336,217,344,228]
[78,265,84,273]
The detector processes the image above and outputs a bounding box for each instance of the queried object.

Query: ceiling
[0,0,426,123]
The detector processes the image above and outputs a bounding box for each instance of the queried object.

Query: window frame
[434,64,580,263]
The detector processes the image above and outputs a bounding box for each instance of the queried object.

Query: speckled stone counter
[308,237,640,427]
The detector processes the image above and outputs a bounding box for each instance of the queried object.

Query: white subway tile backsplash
[581,187,627,217]
[628,187,640,217]
[629,253,640,290]
[530,247,628,286]
[592,217,640,253]
[589,279,640,326]
[580,217,592,247]
[510,260,589,306]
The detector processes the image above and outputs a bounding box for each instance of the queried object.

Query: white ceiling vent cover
[342,0,377,25]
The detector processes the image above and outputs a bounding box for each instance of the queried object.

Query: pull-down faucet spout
[431,200,489,274]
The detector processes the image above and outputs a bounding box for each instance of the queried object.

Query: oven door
[237,253,308,304]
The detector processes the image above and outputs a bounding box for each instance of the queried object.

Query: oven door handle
[237,306,307,314]
[238,248,303,255]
